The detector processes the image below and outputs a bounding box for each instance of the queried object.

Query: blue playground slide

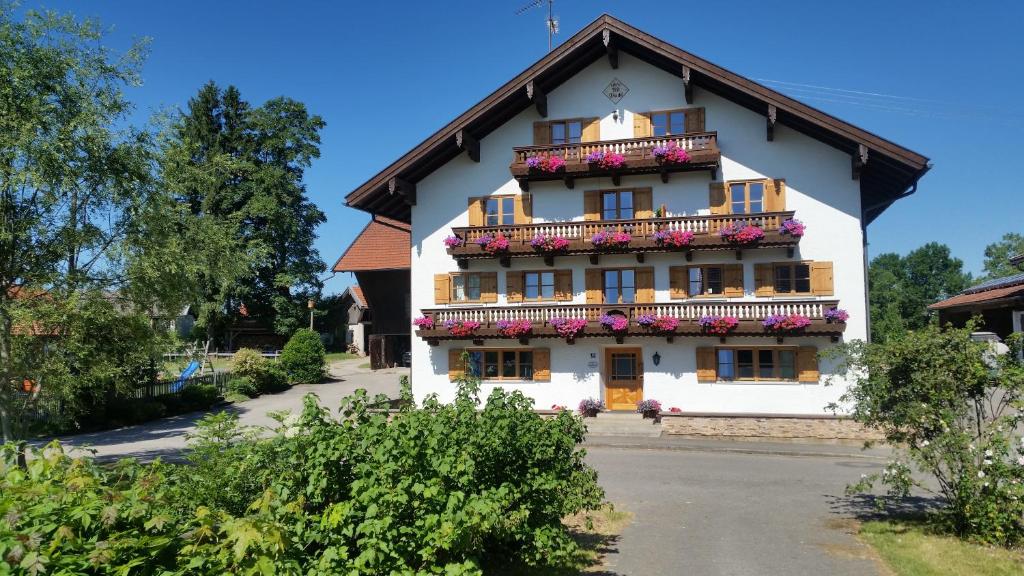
[171,360,201,392]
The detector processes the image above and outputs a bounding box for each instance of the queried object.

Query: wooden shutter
[555,270,573,301]
[506,271,524,303]
[723,264,744,297]
[696,347,716,383]
[585,269,603,304]
[684,107,705,133]
[468,197,484,227]
[709,182,728,215]
[669,266,688,299]
[434,274,451,305]
[635,267,655,303]
[810,262,834,296]
[514,194,533,224]
[633,112,651,137]
[581,118,601,142]
[448,349,465,382]
[533,348,551,382]
[754,264,775,296]
[633,188,653,219]
[796,346,819,383]
[584,190,602,221]
[533,121,550,145]
[480,272,498,303]
[765,179,786,212]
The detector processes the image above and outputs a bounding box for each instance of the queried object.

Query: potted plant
[550,317,588,343]
[591,230,631,250]
[636,398,662,420]
[636,314,679,334]
[762,314,812,334]
[698,315,739,335]
[526,155,566,173]
[779,218,806,237]
[530,233,570,254]
[652,143,690,165]
[496,318,532,338]
[718,222,765,246]
[653,229,694,249]
[475,233,510,254]
[598,314,629,333]
[668,407,683,414]
[578,397,604,418]
[443,235,464,249]
[824,307,849,324]
[412,316,435,330]
[444,319,481,337]
[585,150,626,170]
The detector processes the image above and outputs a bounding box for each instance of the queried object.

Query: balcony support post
[660,168,670,183]
[517,178,529,192]
[589,254,599,265]
[666,336,675,343]
[611,173,621,186]
[685,250,693,262]
[455,130,480,162]
[682,65,693,104]
[564,175,574,189]
[767,105,777,142]
[603,29,618,69]
[457,258,469,270]
[499,256,511,268]
[526,80,547,118]
[473,339,485,346]
[427,339,439,347]
[735,250,743,261]
[831,335,840,343]
[543,255,555,267]
[787,247,795,258]
[636,253,645,263]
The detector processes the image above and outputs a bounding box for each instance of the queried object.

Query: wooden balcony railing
[447,211,800,263]
[415,299,845,342]
[510,132,720,189]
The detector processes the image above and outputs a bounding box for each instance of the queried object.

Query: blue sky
[26,0,1024,295]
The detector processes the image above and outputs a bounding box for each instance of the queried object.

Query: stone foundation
[660,412,883,443]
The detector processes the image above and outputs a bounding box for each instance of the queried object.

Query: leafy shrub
[170,383,221,412]
[279,328,326,384]
[231,348,290,394]
[258,363,290,393]
[231,348,267,378]
[226,376,258,398]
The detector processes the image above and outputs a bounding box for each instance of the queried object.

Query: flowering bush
[653,229,694,248]
[550,404,568,411]
[444,319,481,336]
[496,319,532,338]
[824,308,849,323]
[762,314,812,332]
[779,219,806,238]
[577,397,605,416]
[591,230,631,249]
[698,315,739,335]
[669,406,683,413]
[652,142,690,164]
[530,233,571,253]
[413,316,435,330]
[584,150,625,170]
[719,222,765,245]
[598,314,629,332]
[475,234,510,254]
[443,235,464,248]
[636,399,662,413]
[637,314,679,333]
[550,317,588,338]
[526,154,566,173]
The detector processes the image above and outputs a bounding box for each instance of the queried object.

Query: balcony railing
[447,211,799,262]
[510,132,720,189]
[416,300,845,342]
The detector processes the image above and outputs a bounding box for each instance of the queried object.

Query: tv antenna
[516,0,559,52]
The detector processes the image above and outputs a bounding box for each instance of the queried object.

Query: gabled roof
[930,273,1024,310]
[341,285,367,309]
[345,14,930,224]
[333,215,411,272]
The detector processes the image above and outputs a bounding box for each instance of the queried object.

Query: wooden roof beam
[603,29,618,69]
[852,144,869,180]
[682,65,693,104]
[388,177,416,206]
[526,80,547,118]
[767,104,777,142]
[455,130,480,162]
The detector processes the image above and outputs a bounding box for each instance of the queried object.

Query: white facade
[408,52,866,415]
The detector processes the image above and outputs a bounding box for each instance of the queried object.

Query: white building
[344,16,929,431]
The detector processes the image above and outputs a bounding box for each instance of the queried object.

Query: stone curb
[582,437,888,460]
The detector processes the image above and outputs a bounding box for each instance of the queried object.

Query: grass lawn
[325,352,359,362]
[358,362,371,369]
[860,520,1024,576]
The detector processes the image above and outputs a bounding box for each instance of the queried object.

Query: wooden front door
[604,347,643,411]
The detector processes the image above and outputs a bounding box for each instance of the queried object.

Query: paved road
[585,445,890,575]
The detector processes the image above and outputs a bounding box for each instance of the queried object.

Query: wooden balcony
[416,299,845,343]
[510,132,720,190]
[447,211,800,266]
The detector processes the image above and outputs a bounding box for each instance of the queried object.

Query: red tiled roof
[333,216,410,272]
[350,286,367,308]
[929,283,1024,310]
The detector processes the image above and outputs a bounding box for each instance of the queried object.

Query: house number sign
[604,78,629,104]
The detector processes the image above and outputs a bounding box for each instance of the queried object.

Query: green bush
[231,348,267,378]
[258,363,290,393]
[279,328,326,384]
[231,348,290,394]
[226,376,258,398]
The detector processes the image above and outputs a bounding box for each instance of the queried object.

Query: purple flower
[598,314,628,332]
[824,308,849,323]
[443,235,463,248]
[779,219,806,237]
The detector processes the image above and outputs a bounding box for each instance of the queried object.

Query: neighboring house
[333,216,411,368]
[338,285,371,355]
[342,15,929,430]
[930,255,1024,341]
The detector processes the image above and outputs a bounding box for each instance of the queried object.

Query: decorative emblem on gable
[603,78,629,104]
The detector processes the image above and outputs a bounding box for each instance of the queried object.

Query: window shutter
[555,270,573,301]
[448,349,465,382]
[811,262,834,296]
[583,190,602,221]
[723,264,745,297]
[533,121,551,145]
[633,112,651,138]
[585,269,603,304]
[754,264,775,296]
[709,182,728,215]
[434,274,451,304]
[633,188,654,219]
[514,194,533,224]
[468,197,484,227]
[479,272,498,303]
[765,179,786,212]
[506,271,524,303]
[581,118,601,142]
[635,267,655,303]
[669,266,688,299]
[797,346,819,383]
[684,107,706,133]
[696,347,716,383]
[533,348,551,382]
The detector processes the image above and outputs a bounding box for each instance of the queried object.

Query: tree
[981,232,1024,281]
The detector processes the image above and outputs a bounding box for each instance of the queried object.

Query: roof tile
[333,216,410,272]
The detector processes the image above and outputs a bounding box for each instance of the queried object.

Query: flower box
[824,308,849,323]
[598,314,629,332]
[444,320,481,337]
[550,317,587,342]
[496,319,532,338]
[652,229,694,249]
[697,315,739,335]
[762,314,812,333]
[652,143,690,165]
[585,150,626,170]
[578,397,604,417]
[636,314,679,333]
[413,316,435,330]
[779,218,806,238]
[526,155,566,173]
[591,230,631,250]
[636,399,662,419]
[719,223,765,246]
[475,234,510,254]
[530,234,570,253]
[443,235,464,248]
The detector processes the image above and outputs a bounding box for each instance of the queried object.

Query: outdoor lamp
[652,351,661,366]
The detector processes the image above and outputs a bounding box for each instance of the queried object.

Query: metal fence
[132,371,233,399]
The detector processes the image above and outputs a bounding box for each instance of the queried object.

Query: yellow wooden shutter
[514,194,533,224]
[754,264,775,296]
[585,269,603,304]
[633,112,651,138]
[532,348,551,381]
[635,267,655,303]
[765,179,786,212]
[811,262,834,296]
[434,274,451,304]
[506,271,524,303]
[633,188,653,219]
[448,349,465,382]
[669,266,688,299]
[684,107,705,133]
[797,346,819,383]
[468,197,484,227]
[479,272,498,303]
[723,264,744,297]
[709,182,728,215]
[696,347,716,383]
[581,118,601,142]
[584,190,602,221]
[533,121,550,145]
[555,270,573,301]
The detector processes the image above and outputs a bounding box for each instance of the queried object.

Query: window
[602,190,634,220]
[485,196,515,226]
[729,181,765,214]
[609,352,638,381]
[773,263,811,294]
[716,348,797,382]
[688,266,724,296]
[451,274,482,302]
[467,349,534,381]
[604,269,636,304]
[651,110,687,136]
[550,120,583,145]
[524,271,555,301]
